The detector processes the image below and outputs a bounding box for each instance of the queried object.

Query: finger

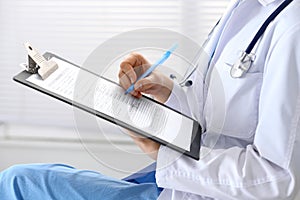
[119,71,132,89]
[120,53,146,82]
[119,70,145,97]
[120,53,150,80]
[119,62,137,84]
[127,130,146,139]
[119,71,141,97]
[128,53,150,70]
[141,88,157,94]
[133,91,142,99]
[134,77,154,92]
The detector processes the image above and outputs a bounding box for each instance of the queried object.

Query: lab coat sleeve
[164,82,192,118]
[156,26,300,199]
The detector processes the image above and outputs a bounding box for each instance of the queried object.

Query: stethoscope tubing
[178,0,294,85]
[245,0,294,54]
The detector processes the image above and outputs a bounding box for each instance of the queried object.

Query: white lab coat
[156,0,300,199]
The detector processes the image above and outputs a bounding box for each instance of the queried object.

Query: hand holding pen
[119,44,177,103]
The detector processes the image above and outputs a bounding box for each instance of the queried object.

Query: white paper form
[26,57,193,151]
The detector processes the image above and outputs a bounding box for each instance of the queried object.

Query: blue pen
[125,43,178,95]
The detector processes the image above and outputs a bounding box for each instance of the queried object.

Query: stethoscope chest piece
[229,0,294,78]
[230,51,255,78]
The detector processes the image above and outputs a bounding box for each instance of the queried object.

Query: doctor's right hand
[119,53,173,103]
[119,53,174,160]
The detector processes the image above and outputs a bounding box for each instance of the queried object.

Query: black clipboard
[13,52,201,160]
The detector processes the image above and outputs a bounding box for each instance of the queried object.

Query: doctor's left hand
[127,131,160,160]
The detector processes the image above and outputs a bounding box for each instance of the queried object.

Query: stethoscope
[172,0,294,87]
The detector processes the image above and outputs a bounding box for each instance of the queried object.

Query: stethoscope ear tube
[245,0,294,54]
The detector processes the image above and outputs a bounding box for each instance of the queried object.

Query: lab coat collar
[257,0,278,6]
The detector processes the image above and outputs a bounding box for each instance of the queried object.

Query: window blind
[0,0,229,128]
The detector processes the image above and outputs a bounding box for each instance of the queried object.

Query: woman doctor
[0,0,300,199]
[119,0,300,199]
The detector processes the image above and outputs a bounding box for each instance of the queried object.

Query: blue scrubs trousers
[0,163,162,200]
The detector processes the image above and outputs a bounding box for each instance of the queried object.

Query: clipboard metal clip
[21,42,58,80]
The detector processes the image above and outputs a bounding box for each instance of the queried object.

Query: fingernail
[134,83,142,90]
[130,77,134,84]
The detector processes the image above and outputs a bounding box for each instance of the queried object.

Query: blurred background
[0,0,229,178]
